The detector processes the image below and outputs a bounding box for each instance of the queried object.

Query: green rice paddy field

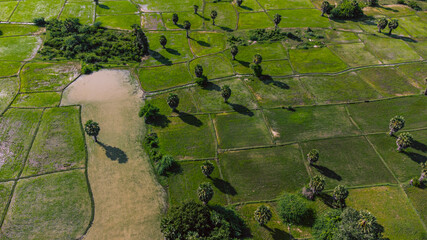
[0,0,426,238]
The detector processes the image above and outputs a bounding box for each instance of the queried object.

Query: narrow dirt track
[61,70,166,240]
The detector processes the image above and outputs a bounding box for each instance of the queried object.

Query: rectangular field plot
[300,71,383,103]
[398,15,427,39]
[145,31,193,66]
[367,130,427,182]
[324,30,360,43]
[161,12,204,30]
[409,40,427,59]
[301,137,396,188]
[244,77,314,107]
[0,1,17,21]
[347,95,427,133]
[2,170,91,240]
[358,19,411,38]
[154,114,216,160]
[168,161,228,206]
[404,185,427,226]
[359,34,422,63]
[268,9,330,28]
[328,43,381,67]
[396,62,427,86]
[191,78,259,113]
[257,0,315,9]
[147,88,198,115]
[60,2,94,24]
[0,182,13,217]
[189,32,227,57]
[289,47,347,73]
[204,3,238,31]
[261,60,294,76]
[219,145,309,203]
[0,24,39,37]
[347,186,426,240]
[233,0,263,12]
[22,107,85,176]
[214,111,273,149]
[225,42,287,62]
[264,105,360,143]
[96,1,138,15]
[141,13,164,30]
[0,77,19,113]
[95,14,140,30]
[20,62,80,92]
[9,0,65,22]
[0,109,42,180]
[238,12,274,30]
[12,92,61,108]
[138,63,192,91]
[355,67,421,97]
[0,36,40,61]
[134,0,202,12]
[189,54,235,79]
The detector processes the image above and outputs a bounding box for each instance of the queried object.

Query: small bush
[156,155,176,175]
[33,17,47,27]
[227,35,247,46]
[278,193,314,225]
[248,29,288,42]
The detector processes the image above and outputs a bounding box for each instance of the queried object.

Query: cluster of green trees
[321,0,364,19]
[36,18,149,65]
[143,133,177,176]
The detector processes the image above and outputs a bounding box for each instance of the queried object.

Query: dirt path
[61,70,166,240]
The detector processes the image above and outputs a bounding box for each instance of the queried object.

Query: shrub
[139,102,160,123]
[277,193,314,225]
[227,36,247,46]
[156,155,176,175]
[33,17,47,27]
[248,29,288,42]
[330,0,364,19]
[410,177,421,187]
[313,209,341,240]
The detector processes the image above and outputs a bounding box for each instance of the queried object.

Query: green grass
[396,62,427,87]
[9,0,65,22]
[12,92,62,108]
[191,78,258,112]
[0,24,39,37]
[60,2,94,24]
[289,47,348,73]
[95,14,140,30]
[154,114,216,160]
[0,77,19,113]
[257,0,315,9]
[141,13,165,30]
[2,170,92,239]
[358,18,411,37]
[367,130,427,182]
[408,39,427,59]
[262,60,294,76]
[244,77,314,108]
[347,186,426,240]
[133,0,202,12]
[238,12,274,30]
[330,19,363,31]
[189,32,227,57]
[214,110,272,149]
[22,107,86,176]
[0,36,40,61]
[404,185,427,226]
[189,54,235,79]
[328,43,381,67]
[398,15,427,39]
[204,3,238,31]
[219,144,309,203]
[0,182,13,218]
[355,67,420,97]
[147,88,198,115]
[264,105,360,143]
[324,30,360,43]
[347,95,427,133]
[167,161,228,206]
[0,109,42,180]
[358,34,422,63]
[225,42,287,62]
[138,63,192,91]
[301,136,396,188]
[267,9,330,28]
[161,12,204,30]
[96,1,138,14]
[233,0,263,12]
[0,1,17,21]
[377,4,416,17]
[145,31,193,66]
[300,71,383,103]
[20,62,80,92]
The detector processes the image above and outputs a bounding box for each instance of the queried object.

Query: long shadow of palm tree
[97,141,128,163]
[178,112,203,127]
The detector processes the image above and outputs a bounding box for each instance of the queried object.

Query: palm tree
[333,185,349,209]
[172,13,179,25]
[307,149,319,165]
[201,161,214,177]
[320,1,330,16]
[358,210,377,234]
[396,132,413,152]
[230,46,238,60]
[253,54,262,64]
[377,18,388,33]
[388,19,399,35]
[273,14,282,30]
[84,120,100,142]
[194,64,203,78]
[309,175,325,195]
[388,115,405,136]
[197,182,214,205]
[221,85,231,103]
[236,0,243,6]
[159,35,167,49]
[183,21,191,38]
[254,205,272,226]
[167,93,179,112]
[193,5,199,14]
[211,10,218,26]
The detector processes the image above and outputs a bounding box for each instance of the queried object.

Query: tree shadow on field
[178,112,203,127]
[390,34,417,43]
[264,225,292,240]
[204,81,221,91]
[260,75,290,90]
[148,50,172,65]
[403,151,427,164]
[412,140,427,153]
[219,26,234,32]
[313,164,342,181]
[166,47,180,56]
[236,59,250,68]
[98,4,110,9]
[147,114,171,128]
[227,102,254,116]
[197,40,211,47]
[212,178,237,196]
[318,192,336,209]
[97,141,128,163]
[239,6,253,11]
